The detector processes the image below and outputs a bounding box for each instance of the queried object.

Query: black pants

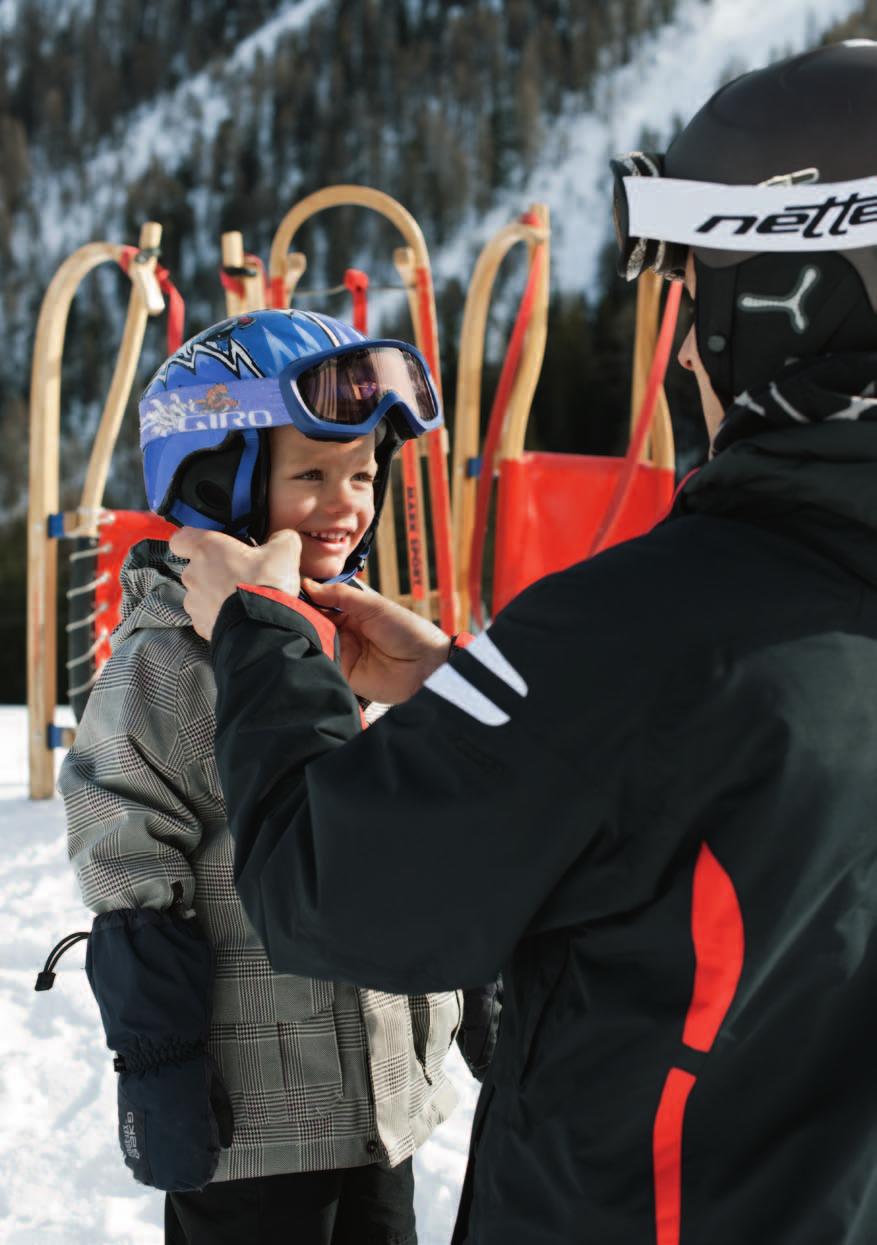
[165,1159,417,1245]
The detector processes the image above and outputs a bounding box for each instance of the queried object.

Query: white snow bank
[0,706,477,1244]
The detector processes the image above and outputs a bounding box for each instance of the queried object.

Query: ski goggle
[278,339,442,442]
[611,151,689,283]
[139,339,442,451]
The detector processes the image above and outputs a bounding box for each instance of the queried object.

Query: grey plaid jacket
[59,540,460,1181]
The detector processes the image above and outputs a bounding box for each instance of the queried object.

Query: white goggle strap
[625,173,877,253]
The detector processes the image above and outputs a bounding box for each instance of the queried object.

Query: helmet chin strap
[315,564,364,587]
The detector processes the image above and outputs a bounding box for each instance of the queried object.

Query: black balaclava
[693,251,877,411]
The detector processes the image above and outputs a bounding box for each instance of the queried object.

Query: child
[60,309,475,1245]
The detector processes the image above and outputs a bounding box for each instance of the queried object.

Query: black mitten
[86,904,234,1191]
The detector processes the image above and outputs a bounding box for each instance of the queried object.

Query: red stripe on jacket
[652,843,745,1245]
[237,585,368,726]
[237,585,337,659]
[683,844,746,1053]
[653,1068,697,1245]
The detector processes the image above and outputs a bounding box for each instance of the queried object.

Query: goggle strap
[629,151,662,178]
[626,235,649,282]
[625,172,877,253]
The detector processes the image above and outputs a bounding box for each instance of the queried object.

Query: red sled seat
[492,453,675,614]
[456,225,680,629]
[67,510,176,719]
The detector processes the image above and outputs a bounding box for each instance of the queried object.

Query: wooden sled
[27,222,176,798]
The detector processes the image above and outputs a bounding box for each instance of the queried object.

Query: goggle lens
[297,346,440,426]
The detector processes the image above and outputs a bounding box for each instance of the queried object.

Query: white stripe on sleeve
[466,633,528,697]
[424,665,509,726]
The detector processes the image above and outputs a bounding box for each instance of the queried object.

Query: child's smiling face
[266,425,378,580]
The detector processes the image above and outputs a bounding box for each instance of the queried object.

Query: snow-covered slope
[0,706,478,1244]
[441,0,867,292]
[40,0,332,257]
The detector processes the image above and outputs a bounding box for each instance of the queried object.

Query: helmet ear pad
[165,429,271,540]
[694,251,877,411]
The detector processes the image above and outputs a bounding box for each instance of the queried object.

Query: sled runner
[259,185,458,631]
[26,222,179,798]
[451,205,552,628]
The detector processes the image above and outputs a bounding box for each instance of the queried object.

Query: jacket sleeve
[60,632,223,913]
[212,572,641,994]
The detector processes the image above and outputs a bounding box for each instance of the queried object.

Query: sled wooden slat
[79,223,164,530]
[395,588,443,615]
[393,247,423,350]
[221,231,268,318]
[268,187,433,304]
[630,271,675,471]
[499,204,551,463]
[284,252,308,303]
[374,476,401,600]
[387,241,433,617]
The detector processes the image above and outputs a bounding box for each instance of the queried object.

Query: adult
[173,43,877,1245]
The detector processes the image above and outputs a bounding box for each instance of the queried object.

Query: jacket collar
[113,539,194,649]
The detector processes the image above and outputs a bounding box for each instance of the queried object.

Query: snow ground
[0,706,478,1245]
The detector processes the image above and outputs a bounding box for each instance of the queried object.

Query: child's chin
[301,557,345,581]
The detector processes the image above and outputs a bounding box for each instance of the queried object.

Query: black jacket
[211,422,877,1244]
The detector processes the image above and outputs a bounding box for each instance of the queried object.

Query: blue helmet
[139,308,443,581]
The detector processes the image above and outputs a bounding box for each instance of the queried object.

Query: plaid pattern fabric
[60,540,460,1180]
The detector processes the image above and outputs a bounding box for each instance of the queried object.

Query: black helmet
[611,41,877,411]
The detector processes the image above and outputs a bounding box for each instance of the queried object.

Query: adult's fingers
[335,627,364,682]
[302,579,385,623]
[168,526,213,560]
[264,529,301,555]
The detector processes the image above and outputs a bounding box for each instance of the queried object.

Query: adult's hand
[169,528,302,642]
[302,578,450,703]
